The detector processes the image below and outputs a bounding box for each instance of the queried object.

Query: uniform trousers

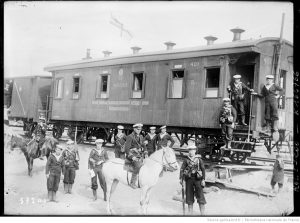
[91,164,106,191]
[63,166,76,184]
[265,97,279,121]
[221,124,233,141]
[47,172,61,192]
[185,177,206,205]
[232,99,245,117]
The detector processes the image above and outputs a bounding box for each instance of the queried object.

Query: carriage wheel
[229,152,247,163]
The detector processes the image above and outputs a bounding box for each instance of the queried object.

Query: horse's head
[41,137,59,155]
[162,146,179,171]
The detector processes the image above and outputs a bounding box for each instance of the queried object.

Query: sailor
[227,74,254,125]
[32,117,47,160]
[124,123,146,189]
[219,98,237,151]
[88,138,109,201]
[180,145,206,215]
[114,125,127,159]
[156,126,175,150]
[143,126,158,156]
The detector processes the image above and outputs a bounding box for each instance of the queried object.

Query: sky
[4,1,293,78]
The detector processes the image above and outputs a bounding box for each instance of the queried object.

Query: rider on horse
[32,117,47,160]
[124,123,147,189]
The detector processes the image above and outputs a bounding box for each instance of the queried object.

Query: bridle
[149,148,177,170]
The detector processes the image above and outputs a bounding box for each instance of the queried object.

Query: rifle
[74,126,80,161]
[181,181,185,215]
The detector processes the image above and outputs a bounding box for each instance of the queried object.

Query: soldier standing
[143,126,157,156]
[62,140,79,194]
[32,117,47,160]
[114,125,126,159]
[227,74,254,125]
[45,145,64,202]
[180,145,206,215]
[88,138,109,201]
[156,126,175,150]
[219,98,237,151]
[124,123,146,189]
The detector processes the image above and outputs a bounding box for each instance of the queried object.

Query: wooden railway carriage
[44,36,293,163]
[5,75,52,136]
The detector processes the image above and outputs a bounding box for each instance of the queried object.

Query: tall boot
[64,183,68,194]
[68,184,73,194]
[199,204,205,215]
[188,204,193,215]
[130,173,138,189]
[92,189,97,201]
[241,115,247,126]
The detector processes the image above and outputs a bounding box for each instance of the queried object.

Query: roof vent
[131,46,141,54]
[82,48,92,60]
[164,41,176,50]
[204,36,218,45]
[230,27,245,41]
[102,50,112,57]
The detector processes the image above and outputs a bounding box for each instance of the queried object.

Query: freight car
[4,75,52,136]
[44,28,293,163]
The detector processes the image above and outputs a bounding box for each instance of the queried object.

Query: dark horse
[10,135,58,176]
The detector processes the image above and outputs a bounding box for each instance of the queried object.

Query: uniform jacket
[219,105,237,125]
[46,153,64,175]
[156,133,175,149]
[62,148,77,168]
[144,133,157,152]
[114,133,127,152]
[229,81,251,100]
[88,148,109,169]
[180,156,205,181]
[260,84,284,102]
[33,123,47,138]
[124,132,145,160]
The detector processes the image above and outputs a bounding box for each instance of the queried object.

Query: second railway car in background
[44,28,293,163]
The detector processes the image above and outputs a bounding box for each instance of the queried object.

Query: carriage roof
[44,37,293,72]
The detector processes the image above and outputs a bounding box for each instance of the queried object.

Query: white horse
[102,146,179,215]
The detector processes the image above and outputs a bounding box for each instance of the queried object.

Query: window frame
[278,69,286,109]
[167,68,187,99]
[54,78,64,99]
[204,66,221,98]
[96,74,111,99]
[131,71,146,99]
[72,76,81,100]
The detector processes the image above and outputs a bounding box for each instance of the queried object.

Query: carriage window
[205,68,220,97]
[132,72,145,98]
[55,78,64,99]
[72,77,81,99]
[168,69,186,98]
[96,74,110,99]
[278,69,286,109]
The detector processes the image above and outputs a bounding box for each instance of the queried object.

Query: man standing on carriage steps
[180,145,206,215]
[227,74,254,125]
[114,125,126,159]
[124,123,147,189]
[156,126,175,150]
[32,117,47,160]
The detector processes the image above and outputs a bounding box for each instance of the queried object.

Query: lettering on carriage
[190,62,200,67]
[130,101,140,106]
[108,106,129,111]
[174,64,183,69]
[142,101,149,105]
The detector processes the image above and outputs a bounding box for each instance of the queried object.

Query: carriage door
[235,64,254,124]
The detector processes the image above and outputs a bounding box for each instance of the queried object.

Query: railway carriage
[44,29,293,163]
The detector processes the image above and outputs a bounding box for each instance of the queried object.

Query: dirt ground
[4,127,294,216]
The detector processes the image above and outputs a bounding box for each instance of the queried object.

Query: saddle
[123,158,143,173]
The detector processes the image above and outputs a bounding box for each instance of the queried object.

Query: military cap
[95,138,104,144]
[133,123,143,128]
[223,97,231,102]
[160,125,167,129]
[117,125,124,130]
[56,145,63,150]
[187,144,197,150]
[233,74,241,79]
[150,126,156,130]
[66,140,74,145]
[266,75,274,79]
[39,117,46,121]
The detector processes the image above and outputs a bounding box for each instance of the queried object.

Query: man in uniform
[143,126,157,156]
[227,74,254,125]
[114,125,127,159]
[257,75,284,134]
[219,98,237,151]
[156,125,175,150]
[124,123,146,189]
[180,145,206,215]
[62,140,79,194]
[88,138,109,201]
[33,117,47,160]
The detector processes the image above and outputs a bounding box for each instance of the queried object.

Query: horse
[102,146,179,215]
[10,134,58,176]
